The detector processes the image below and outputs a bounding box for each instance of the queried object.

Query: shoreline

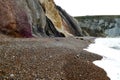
[0,37,109,80]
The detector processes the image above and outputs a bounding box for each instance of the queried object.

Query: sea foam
[85,38,120,80]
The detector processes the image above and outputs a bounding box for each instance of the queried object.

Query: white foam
[85,38,120,80]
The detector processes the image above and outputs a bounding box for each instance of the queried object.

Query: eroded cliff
[0,0,82,38]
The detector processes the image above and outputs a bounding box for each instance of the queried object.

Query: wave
[85,38,120,80]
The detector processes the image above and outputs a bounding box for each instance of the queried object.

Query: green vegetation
[74,15,120,21]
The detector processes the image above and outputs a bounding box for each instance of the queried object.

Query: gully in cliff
[0,0,83,38]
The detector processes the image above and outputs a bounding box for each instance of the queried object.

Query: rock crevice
[0,0,82,38]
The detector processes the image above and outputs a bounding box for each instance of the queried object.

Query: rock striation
[0,0,111,79]
[0,0,82,38]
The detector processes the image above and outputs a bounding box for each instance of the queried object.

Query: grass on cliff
[74,15,120,21]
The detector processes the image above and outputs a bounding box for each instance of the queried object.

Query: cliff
[0,0,110,80]
[0,0,82,38]
[75,16,120,37]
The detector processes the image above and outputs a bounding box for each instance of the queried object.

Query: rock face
[75,16,120,37]
[0,0,32,37]
[0,0,110,80]
[0,0,82,38]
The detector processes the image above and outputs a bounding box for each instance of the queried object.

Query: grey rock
[56,6,83,36]
[0,0,82,37]
[75,16,120,37]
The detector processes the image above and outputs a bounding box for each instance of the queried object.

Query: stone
[0,37,110,80]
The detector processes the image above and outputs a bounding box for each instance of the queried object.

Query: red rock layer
[0,0,82,37]
[0,0,32,37]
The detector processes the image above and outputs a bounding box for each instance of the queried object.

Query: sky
[54,0,120,16]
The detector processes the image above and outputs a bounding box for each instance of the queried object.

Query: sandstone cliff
[0,0,82,38]
[0,0,110,80]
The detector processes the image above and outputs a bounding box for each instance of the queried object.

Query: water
[85,38,120,80]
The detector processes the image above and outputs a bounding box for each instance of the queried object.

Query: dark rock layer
[0,0,82,38]
[0,0,110,80]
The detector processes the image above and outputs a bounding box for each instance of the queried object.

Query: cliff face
[0,1,111,79]
[0,0,82,38]
[75,16,120,37]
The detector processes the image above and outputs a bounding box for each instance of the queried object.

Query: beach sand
[0,37,109,80]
